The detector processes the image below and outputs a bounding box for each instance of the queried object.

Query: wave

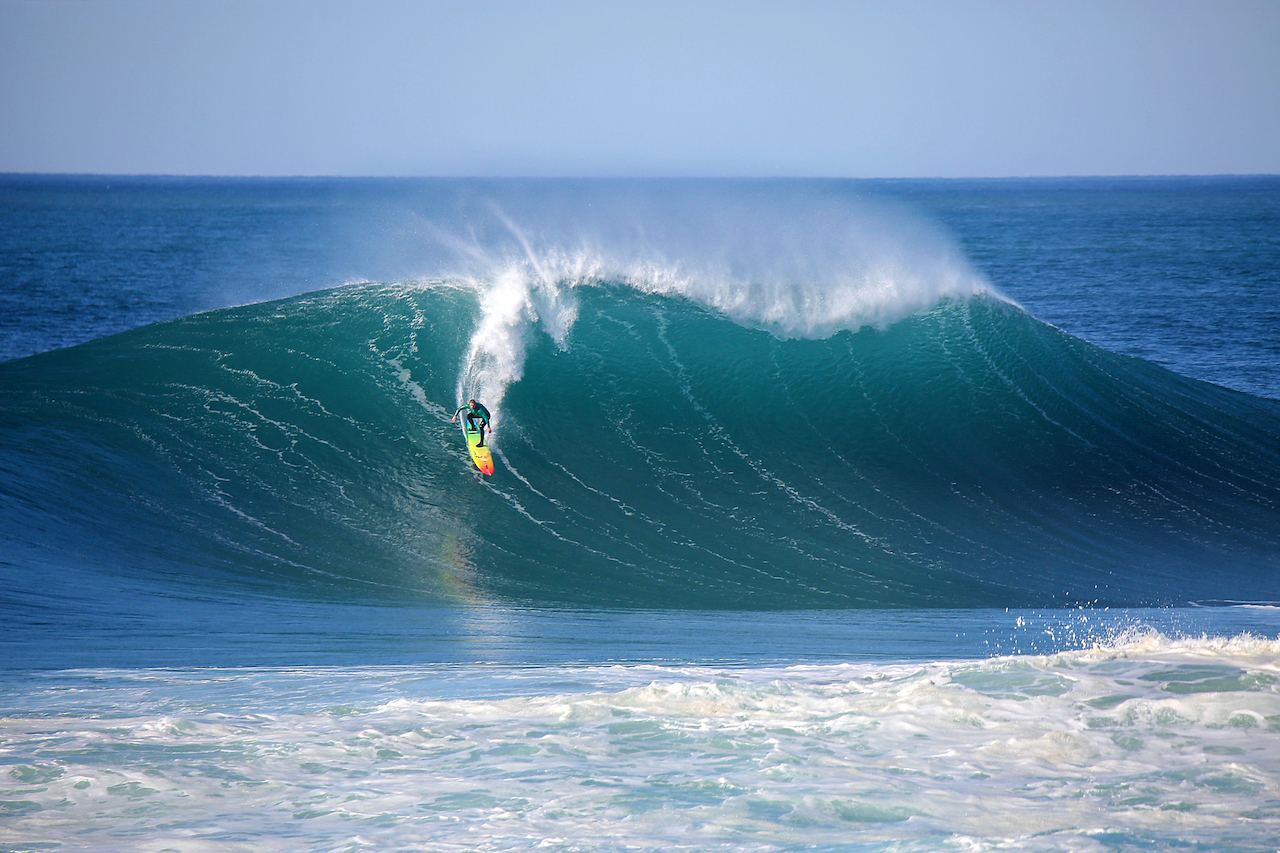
[429,182,995,411]
[2,229,1279,609]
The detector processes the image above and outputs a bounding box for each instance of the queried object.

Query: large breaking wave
[436,182,994,412]
[2,267,1278,608]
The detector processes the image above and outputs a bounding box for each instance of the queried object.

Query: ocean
[1,175,1278,851]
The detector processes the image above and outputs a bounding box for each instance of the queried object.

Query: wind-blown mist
[423,183,996,412]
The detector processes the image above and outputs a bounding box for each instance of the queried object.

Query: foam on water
[3,632,1277,852]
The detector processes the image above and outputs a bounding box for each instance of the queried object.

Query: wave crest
[436,184,997,412]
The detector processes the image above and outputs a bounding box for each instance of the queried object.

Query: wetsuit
[455,402,492,446]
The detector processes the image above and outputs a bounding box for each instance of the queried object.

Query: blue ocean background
[1,176,1278,851]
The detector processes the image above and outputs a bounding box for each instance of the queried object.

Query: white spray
[438,183,1000,433]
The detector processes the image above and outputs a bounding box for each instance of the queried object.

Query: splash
[452,255,584,416]
[1076,627,1280,660]
[440,183,999,421]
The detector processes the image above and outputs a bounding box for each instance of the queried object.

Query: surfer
[452,399,492,447]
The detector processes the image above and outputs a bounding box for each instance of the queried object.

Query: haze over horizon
[2,0,1278,179]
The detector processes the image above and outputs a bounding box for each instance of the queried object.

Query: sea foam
[4,636,1277,852]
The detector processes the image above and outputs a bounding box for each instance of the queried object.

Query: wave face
[3,272,1279,610]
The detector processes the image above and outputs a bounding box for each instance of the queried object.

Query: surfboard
[460,418,494,475]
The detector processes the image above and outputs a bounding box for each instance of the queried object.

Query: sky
[1,0,1278,178]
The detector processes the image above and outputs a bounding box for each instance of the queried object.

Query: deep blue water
[1,176,1278,851]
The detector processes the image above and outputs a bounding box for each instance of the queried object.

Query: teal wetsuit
[454,402,492,446]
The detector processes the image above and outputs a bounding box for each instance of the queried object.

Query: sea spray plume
[443,210,595,419]
[596,183,1003,338]
[428,181,1002,417]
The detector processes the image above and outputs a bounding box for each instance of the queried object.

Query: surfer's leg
[466,413,484,445]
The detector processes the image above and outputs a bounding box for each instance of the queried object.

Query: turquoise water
[1,176,1278,850]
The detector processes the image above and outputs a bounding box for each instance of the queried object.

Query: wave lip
[437,183,996,408]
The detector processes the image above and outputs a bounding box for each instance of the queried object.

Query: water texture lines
[2,280,1280,608]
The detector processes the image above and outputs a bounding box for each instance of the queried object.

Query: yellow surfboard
[460,418,494,475]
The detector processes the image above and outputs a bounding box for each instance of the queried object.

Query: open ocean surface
[1,176,1279,851]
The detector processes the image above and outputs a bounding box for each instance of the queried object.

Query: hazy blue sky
[2,0,1277,177]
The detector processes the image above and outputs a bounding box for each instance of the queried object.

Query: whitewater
[1,176,1279,851]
